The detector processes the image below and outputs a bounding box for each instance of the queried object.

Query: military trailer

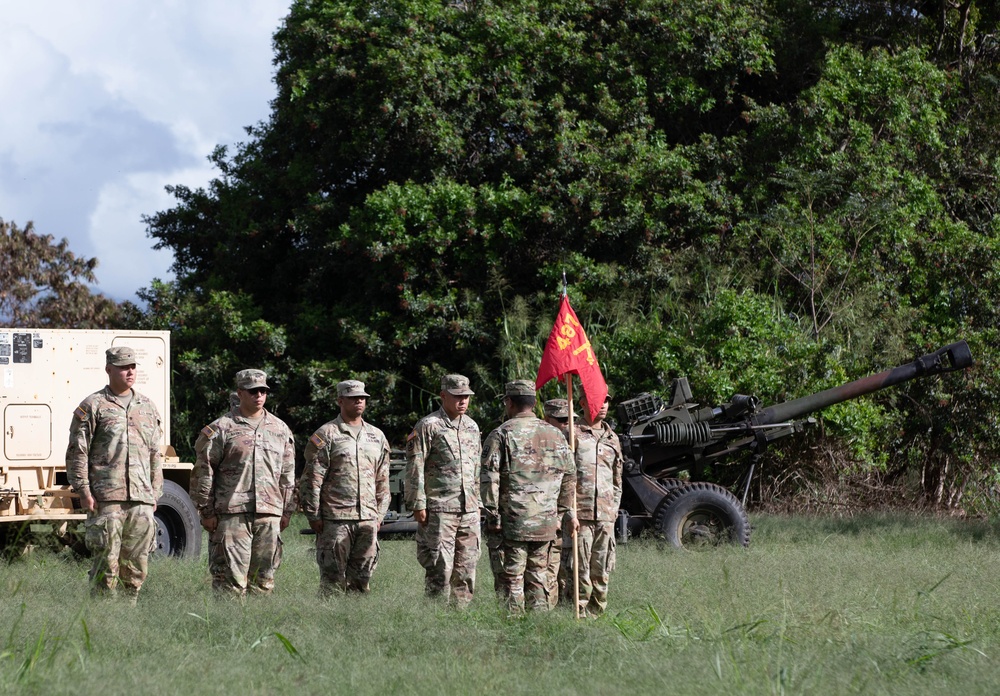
[0,329,201,558]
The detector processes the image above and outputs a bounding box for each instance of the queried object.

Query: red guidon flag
[535,294,608,421]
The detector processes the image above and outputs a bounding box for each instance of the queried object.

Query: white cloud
[88,167,217,300]
[0,1,288,302]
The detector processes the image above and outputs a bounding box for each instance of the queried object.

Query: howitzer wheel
[654,482,751,548]
[660,478,685,491]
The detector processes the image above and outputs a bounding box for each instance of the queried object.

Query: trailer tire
[154,480,202,559]
[654,482,751,548]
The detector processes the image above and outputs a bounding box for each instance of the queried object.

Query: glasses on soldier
[246,388,269,396]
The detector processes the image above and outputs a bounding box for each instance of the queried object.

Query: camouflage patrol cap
[235,369,270,391]
[441,374,475,396]
[106,346,137,366]
[337,379,371,398]
[504,380,536,397]
[543,398,571,419]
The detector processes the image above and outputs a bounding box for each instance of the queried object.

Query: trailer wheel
[654,482,751,548]
[154,480,202,558]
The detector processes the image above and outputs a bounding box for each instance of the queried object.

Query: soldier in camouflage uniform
[481,381,577,614]
[542,398,572,608]
[190,369,296,597]
[405,374,481,607]
[301,380,390,595]
[66,346,162,600]
[563,391,623,616]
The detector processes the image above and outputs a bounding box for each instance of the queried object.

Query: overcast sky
[1,1,290,302]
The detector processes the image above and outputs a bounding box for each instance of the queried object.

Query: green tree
[142,0,1000,511]
[145,0,776,440]
[0,219,121,328]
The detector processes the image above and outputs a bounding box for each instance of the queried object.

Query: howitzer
[613,341,973,548]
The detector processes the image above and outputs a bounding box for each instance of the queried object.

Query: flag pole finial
[561,270,568,297]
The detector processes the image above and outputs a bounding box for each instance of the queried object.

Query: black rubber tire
[654,482,751,548]
[154,480,202,558]
[659,478,686,491]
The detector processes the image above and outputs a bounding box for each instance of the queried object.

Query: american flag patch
[309,433,326,448]
[73,405,88,421]
[406,430,417,441]
[200,425,216,438]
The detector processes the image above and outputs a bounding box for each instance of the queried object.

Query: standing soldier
[66,346,162,601]
[542,398,572,608]
[190,369,296,597]
[481,381,577,614]
[405,374,482,607]
[564,391,623,616]
[301,380,390,595]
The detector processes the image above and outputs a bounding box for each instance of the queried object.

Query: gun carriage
[613,341,973,548]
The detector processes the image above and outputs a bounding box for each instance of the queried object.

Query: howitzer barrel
[755,341,972,426]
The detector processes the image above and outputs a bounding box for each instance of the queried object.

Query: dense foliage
[0,219,121,328]
[136,0,999,511]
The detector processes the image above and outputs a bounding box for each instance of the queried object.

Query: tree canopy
[138,0,1000,512]
[0,219,121,328]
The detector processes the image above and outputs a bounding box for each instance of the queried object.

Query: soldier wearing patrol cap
[543,399,572,426]
[480,380,578,614]
[563,389,623,616]
[190,369,296,597]
[300,379,390,595]
[405,374,482,607]
[66,346,163,601]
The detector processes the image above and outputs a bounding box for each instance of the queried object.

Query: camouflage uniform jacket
[405,408,481,513]
[573,421,623,521]
[300,416,390,522]
[66,386,163,505]
[480,412,575,542]
[190,409,296,518]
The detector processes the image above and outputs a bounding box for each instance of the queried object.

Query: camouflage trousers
[500,539,556,614]
[209,513,283,596]
[546,531,563,609]
[485,528,505,596]
[561,520,616,616]
[85,501,155,598]
[415,510,481,607]
[316,519,379,595]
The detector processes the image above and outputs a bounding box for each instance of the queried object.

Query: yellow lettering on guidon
[572,341,596,365]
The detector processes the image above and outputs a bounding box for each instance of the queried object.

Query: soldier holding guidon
[542,398,573,607]
[481,380,577,614]
[190,369,296,597]
[562,390,623,616]
[405,374,482,607]
[66,346,163,602]
[301,380,390,595]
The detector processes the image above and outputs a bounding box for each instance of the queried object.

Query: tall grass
[2,513,998,695]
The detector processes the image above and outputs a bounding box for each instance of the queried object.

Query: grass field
[2,513,999,695]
